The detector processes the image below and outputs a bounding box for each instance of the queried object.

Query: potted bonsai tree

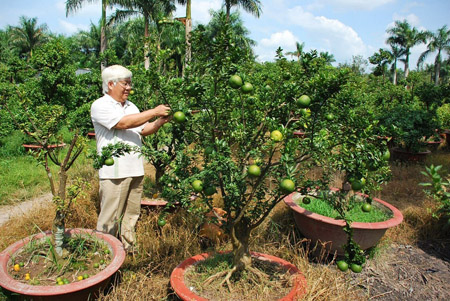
[0,39,125,300]
[155,15,311,299]
[379,103,439,161]
[153,13,398,298]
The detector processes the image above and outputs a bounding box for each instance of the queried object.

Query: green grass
[0,141,97,206]
[298,196,392,223]
[0,155,50,205]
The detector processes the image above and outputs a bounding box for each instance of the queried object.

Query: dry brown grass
[2,152,450,300]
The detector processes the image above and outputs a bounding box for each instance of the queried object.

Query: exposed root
[247,265,269,283]
[203,266,238,293]
[204,270,229,286]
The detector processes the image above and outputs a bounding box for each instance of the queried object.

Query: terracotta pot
[426,137,445,150]
[0,228,126,301]
[391,147,431,162]
[170,251,307,301]
[283,191,403,255]
[22,144,66,152]
[141,198,168,208]
[87,132,96,139]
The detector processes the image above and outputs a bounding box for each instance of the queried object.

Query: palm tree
[387,44,405,85]
[417,25,450,85]
[319,51,336,65]
[109,0,176,69]
[8,16,48,60]
[66,0,117,70]
[286,41,304,62]
[223,0,262,21]
[386,19,427,78]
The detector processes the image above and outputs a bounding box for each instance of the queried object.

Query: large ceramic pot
[0,228,126,301]
[170,251,307,301]
[391,147,431,162]
[283,191,403,255]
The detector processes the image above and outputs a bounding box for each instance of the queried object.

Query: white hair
[101,65,132,94]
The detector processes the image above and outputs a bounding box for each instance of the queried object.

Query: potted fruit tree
[155,15,395,298]
[378,103,439,161]
[0,40,125,300]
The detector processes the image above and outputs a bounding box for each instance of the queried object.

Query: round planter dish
[170,251,307,301]
[283,191,403,255]
[0,228,126,301]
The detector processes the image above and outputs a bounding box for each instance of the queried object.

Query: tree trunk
[154,165,164,192]
[184,0,192,76]
[404,54,410,79]
[144,14,150,70]
[231,220,252,272]
[100,0,107,71]
[53,209,66,256]
[434,51,441,86]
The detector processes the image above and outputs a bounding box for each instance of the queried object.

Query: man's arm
[141,116,171,136]
[114,104,170,130]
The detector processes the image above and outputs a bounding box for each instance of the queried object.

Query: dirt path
[0,193,53,227]
[352,241,450,300]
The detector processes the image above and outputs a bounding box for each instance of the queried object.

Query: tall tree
[8,16,48,61]
[286,41,305,62]
[66,0,116,70]
[417,25,450,85]
[223,0,262,21]
[319,51,335,65]
[386,19,427,78]
[175,0,192,67]
[109,0,176,69]
[387,44,405,85]
[369,48,393,83]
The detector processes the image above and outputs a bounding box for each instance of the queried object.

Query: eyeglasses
[117,81,132,88]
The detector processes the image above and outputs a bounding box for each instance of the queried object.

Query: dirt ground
[351,240,450,300]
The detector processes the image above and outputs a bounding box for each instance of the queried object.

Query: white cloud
[175,0,222,25]
[260,30,298,48]
[309,0,395,11]
[255,30,300,61]
[60,0,102,17]
[285,6,367,62]
[392,13,420,26]
[58,19,89,35]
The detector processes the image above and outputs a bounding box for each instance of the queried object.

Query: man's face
[108,78,132,103]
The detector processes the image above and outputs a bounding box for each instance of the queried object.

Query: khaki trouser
[97,176,143,250]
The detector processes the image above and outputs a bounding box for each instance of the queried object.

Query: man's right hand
[154,104,171,117]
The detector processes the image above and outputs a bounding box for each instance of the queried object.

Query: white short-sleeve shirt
[91,94,145,179]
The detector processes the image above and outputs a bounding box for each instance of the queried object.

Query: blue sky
[0,0,449,69]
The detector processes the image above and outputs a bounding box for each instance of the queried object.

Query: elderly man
[91,64,171,252]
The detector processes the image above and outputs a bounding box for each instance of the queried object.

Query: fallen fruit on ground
[337,260,349,272]
[350,263,363,273]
